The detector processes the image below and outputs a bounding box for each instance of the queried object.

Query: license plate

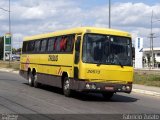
[105,86,114,91]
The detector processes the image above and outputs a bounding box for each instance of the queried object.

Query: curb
[0,68,19,74]
[132,88,160,97]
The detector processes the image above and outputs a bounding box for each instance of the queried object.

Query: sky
[0,0,160,48]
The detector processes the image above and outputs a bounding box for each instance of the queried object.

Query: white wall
[155,53,160,62]
[135,37,143,69]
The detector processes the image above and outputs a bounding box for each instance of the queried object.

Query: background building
[0,34,12,61]
[143,47,160,68]
[135,37,143,69]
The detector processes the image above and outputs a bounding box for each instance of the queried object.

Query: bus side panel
[20,53,74,88]
[37,73,62,88]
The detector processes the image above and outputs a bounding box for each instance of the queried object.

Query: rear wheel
[28,72,33,87]
[33,74,40,88]
[63,77,72,97]
[102,92,114,100]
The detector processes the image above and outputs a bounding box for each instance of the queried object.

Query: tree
[154,57,156,67]
[12,48,22,54]
[12,48,16,54]
[17,48,22,53]
[146,54,150,67]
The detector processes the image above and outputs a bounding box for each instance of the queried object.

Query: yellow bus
[20,27,133,99]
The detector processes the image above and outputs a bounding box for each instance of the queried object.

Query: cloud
[0,1,160,48]
[12,33,23,48]
[21,7,44,20]
[88,2,160,48]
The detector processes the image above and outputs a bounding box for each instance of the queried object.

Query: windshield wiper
[97,57,103,66]
[97,63,102,66]
[115,56,123,68]
[119,60,123,68]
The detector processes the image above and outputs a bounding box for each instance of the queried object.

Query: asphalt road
[0,71,160,120]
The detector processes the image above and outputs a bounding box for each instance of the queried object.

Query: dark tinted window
[66,35,75,52]
[34,40,40,52]
[48,38,56,52]
[157,53,160,56]
[22,41,27,53]
[55,37,61,52]
[27,41,35,52]
[22,34,75,54]
[60,36,67,52]
[40,39,47,52]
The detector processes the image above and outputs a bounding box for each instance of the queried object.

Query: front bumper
[70,79,132,93]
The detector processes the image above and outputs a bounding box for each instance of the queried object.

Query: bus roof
[24,27,131,41]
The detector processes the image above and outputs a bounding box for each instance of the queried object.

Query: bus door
[74,35,81,79]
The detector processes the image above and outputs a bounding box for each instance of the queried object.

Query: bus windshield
[82,34,132,66]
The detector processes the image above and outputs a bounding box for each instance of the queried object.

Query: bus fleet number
[48,55,58,61]
[87,70,100,74]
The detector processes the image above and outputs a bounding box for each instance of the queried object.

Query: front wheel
[63,77,72,97]
[102,92,114,100]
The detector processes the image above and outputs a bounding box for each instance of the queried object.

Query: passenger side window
[40,39,47,52]
[28,41,35,52]
[22,41,27,53]
[60,36,67,52]
[34,40,40,52]
[48,38,56,52]
[55,37,61,52]
[59,35,75,52]
[66,35,75,52]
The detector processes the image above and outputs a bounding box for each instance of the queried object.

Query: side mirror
[75,36,81,51]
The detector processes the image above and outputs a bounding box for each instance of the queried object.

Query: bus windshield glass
[82,34,132,66]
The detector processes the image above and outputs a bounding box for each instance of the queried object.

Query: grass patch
[0,60,20,70]
[134,72,160,87]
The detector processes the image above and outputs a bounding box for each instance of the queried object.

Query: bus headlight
[86,83,90,89]
[91,84,96,90]
[122,86,126,91]
[126,86,130,90]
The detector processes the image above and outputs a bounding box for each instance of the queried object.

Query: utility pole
[9,0,11,66]
[0,0,12,65]
[149,10,160,69]
[9,0,11,34]
[150,10,155,69]
[149,33,156,69]
[109,0,111,28]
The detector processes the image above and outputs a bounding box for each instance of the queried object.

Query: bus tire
[33,74,40,88]
[63,77,72,97]
[28,72,34,87]
[102,92,114,100]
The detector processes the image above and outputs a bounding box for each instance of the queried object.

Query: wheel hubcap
[34,75,37,82]
[28,76,31,84]
[64,79,69,90]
